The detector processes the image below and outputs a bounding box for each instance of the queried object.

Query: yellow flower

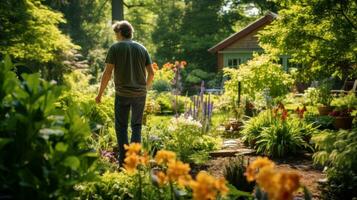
[124,143,141,156]
[167,160,191,185]
[214,178,229,196]
[155,150,176,165]
[190,171,228,200]
[272,171,301,200]
[124,154,139,174]
[245,157,275,182]
[140,152,149,166]
[156,171,168,186]
[247,157,301,200]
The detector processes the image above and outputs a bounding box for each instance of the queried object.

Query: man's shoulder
[131,41,148,50]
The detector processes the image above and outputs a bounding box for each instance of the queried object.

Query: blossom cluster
[123,143,228,200]
[245,157,301,200]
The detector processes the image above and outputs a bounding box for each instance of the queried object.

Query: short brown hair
[112,20,134,39]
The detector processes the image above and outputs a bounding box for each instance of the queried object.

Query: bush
[152,79,171,92]
[75,171,134,199]
[150,116,221,164]
[241,107,316,157]
[223,54,294,100]
[312,129,357,200]
[0,56,98,199]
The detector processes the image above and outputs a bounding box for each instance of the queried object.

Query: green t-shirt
[105,40,152,97]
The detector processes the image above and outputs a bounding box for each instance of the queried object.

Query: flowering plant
[122,143,232,200]
[245,157,312,200]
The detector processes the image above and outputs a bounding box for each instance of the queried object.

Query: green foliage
[150,116,221,164]
[75,171,135,200]
[223,156,255,194]
[44,0,112,55]
[0,0,77,63]
[60,71,117,151]
[0,56,98,199]
[224,54,294,100]
[185,69,214,85]
[242,109,315,157]
[312,129,357,199]
[241,110,272,147]
[304,112,334,130]
[255,118,312,158]
[152,79,172,93]
[260,0,357,80]
[331,92,357,111]
[153,92,189,114]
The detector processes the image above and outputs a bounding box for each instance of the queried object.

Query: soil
[203,138,326,200]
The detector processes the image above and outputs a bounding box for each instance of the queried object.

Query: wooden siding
[225,26,265,51]
[217,53,224,70]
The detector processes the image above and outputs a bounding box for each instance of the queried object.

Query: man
[95,20,154,167]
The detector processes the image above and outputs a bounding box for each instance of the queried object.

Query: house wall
[225,27,264,51]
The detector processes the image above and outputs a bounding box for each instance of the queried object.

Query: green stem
[169,181,176,200]
[138,171,143,200]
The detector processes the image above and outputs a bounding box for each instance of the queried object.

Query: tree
[179,0,241,72]
[259,0,357,81]
[0,0,76,64]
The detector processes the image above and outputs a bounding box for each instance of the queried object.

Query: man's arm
[146,64,155,90]
[95,63,114,104]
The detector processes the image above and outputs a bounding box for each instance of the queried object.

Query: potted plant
[315,80,334,115]
[330,92,356,129]
[329,109,354,129]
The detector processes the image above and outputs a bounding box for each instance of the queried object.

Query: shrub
[152,79,172,92]
[255,118,312,157]
[241,110,272,147]
[223,54,294,100]
[312,129,357,199]
[241,106,316,157]
[152,116,221,164]
[0,56,98,199]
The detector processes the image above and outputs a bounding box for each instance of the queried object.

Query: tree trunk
[112,0,124,22]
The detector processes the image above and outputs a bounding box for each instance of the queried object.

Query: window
[227,58,242,67]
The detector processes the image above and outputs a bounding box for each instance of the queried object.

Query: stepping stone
[235,149,256,156]
[209,149,241,157]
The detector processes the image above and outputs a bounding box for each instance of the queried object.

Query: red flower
[281,109,288,121]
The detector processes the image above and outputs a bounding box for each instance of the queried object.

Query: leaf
[64,156,80,170]
[0,138,13,150]
[55,142,68,152]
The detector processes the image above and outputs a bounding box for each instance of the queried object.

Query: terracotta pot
[333,116,353,130]
[318,106,333,116]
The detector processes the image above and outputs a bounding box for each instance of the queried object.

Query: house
[208,12,290,70]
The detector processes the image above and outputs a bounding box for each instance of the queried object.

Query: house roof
[208,12,277,53]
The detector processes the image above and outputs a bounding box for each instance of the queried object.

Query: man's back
[105,40,151,97]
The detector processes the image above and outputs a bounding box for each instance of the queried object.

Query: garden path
[206,138,325,200]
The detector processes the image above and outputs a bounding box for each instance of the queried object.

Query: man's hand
[95,95,102,104]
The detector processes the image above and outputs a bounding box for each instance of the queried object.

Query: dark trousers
[115,95,146,166]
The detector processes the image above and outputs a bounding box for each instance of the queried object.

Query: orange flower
[152,62,159,71]
[156,171,168,186]
[180,61,187,66]
[163,62,173,69]
[124,143,141,156]
[140,152,149,166]
[190,171,228,200]
[124,154,139,174]
[246,157,301,200]
[155,150,176,165]
[167,160,191,186]
[245,157,275,182]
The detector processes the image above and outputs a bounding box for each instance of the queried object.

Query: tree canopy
[259,0,357,81]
